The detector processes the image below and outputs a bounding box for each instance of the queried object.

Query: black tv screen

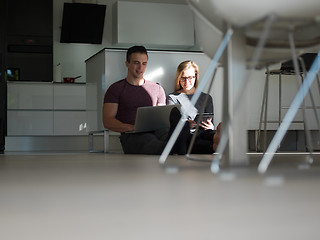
[60,3,106,44]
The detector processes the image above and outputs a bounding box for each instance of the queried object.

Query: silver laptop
[132,104,180,133]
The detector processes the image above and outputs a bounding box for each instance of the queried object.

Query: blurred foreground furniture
[160,0,320,172]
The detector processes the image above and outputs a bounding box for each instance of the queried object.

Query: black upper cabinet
[60,3,106,44]
[6,0,53,82]
[7,0,53,38]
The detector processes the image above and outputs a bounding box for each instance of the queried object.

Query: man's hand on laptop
[122,124,135,133]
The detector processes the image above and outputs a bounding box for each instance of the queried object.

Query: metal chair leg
[212,14,275,172]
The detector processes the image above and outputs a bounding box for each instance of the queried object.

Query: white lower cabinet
[53,111,87,135]
[7,111,54,135]
[7,82,87,136]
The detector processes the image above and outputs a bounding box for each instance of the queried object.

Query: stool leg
[303,67,320,131]
[317,74,320,97]
[295,66,314,154]
[278,73,282,151]
[316,74,320,145]
[104,130,109,153]
[89,132,94,153]
[263,67,270,152]
[287,35,314,158]
[257,67,269,152]
[278,73,282,127]
[299,58,320,152]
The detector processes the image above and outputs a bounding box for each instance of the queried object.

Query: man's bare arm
[103,103,134,133]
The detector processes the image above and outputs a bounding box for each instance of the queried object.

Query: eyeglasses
[180,76,196,82]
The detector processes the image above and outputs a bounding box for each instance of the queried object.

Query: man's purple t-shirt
[104,79,166,125]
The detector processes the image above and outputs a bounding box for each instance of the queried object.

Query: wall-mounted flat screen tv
[60,3,106,44]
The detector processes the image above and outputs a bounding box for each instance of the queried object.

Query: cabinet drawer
[53,111,87,135]
[7,111,53,135]
[54,84,86,110]
[7,83,53,109]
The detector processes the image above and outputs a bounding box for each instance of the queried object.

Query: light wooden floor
[0,152,320,240]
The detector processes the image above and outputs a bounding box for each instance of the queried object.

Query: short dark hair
[126,46,148,62]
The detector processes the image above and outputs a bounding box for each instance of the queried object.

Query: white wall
[53,0,199,84]
[113,1,194,48]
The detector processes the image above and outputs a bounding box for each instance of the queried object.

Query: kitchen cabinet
[7,82,53,109]
[6,0,53,82]
[53,84,86,136]
[8,111,54,135]
[113,1,194,48]
[7,82,87,136]
[7,82,54,135]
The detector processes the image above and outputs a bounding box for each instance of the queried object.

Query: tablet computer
[194,113,214,123]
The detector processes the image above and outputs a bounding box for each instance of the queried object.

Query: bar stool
[257,53,320,152]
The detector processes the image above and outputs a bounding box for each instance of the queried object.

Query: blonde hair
[174,60,199,92]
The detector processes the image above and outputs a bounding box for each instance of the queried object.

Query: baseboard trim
[5,135,123,153]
